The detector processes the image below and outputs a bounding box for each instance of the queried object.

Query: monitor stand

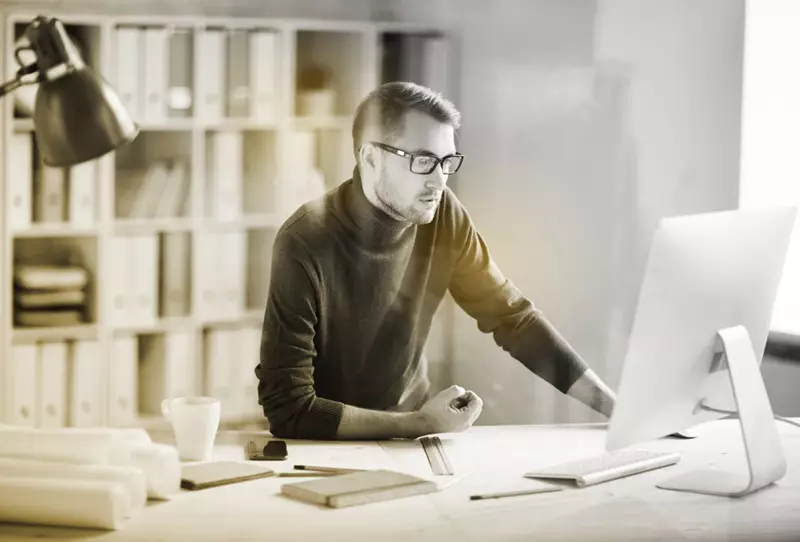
[656,325,787,498]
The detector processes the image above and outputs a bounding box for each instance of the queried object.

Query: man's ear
[359,143,378,170]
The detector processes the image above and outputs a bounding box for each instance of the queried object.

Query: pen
[293,465,365,474]
[469,486,562,501]
[278,472,337,478]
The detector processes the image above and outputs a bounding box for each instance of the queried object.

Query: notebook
[280,469,437,508]
[180,461,275,490]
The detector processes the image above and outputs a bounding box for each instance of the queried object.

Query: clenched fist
[415,384,483,435]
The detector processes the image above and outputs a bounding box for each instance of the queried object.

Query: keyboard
[524,449,682,488]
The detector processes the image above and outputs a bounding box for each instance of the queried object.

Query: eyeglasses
[369,141,464,175]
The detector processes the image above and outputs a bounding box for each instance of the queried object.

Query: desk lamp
[0,15,138,166]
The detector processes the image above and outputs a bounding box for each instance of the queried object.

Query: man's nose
[426,163,447,189]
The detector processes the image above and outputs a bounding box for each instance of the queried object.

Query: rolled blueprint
[0,476,129,530]
[128,442,181,500]
[0,457,146,516]
[0,425,138,465]
[0,425,179,500]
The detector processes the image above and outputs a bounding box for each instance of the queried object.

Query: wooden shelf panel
[11,324,99,345]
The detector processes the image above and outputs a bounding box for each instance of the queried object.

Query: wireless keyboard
[524,449,682,488]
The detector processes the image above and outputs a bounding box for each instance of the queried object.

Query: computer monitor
[606,205,798,498]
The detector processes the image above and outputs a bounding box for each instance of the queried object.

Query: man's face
[367,109,457,225]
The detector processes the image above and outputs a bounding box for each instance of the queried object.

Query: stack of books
[13,264,90,327]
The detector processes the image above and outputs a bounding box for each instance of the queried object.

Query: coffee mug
[161,396,221,461]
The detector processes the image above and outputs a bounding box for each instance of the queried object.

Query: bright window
[738,0,800,337]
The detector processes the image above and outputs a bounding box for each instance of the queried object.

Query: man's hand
[414,385,483,435]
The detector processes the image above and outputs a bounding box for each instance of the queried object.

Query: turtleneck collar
[342,166,415,248]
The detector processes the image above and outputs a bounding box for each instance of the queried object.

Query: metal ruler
[420,436,454,475]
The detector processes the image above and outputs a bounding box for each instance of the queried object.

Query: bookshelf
[0,11,453,431]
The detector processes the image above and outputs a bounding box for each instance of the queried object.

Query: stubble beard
[375,167,436,225]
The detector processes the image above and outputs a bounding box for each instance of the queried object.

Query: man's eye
[415,156,437,166]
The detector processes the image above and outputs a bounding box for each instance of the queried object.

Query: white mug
[161,396,221,461]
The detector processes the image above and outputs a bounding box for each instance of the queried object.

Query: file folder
[69,340,102,427]
[34,162,66,223]
[109,336,138,426]
[114,26,142,121]
[167,27,193,118]
[108,236,133,328]
[226,28,250,117]
[38,341,68,429]
[7,133,33,231]
[11,344,38,427]
[160,232,191,317]
[197,28,225,122]
[249,29,278,123]
[131,235,158,326]
[143,26,168,123]
[67,160,97,227]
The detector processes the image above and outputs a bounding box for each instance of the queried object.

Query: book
[280,469,437,508]
[180,461,275,490]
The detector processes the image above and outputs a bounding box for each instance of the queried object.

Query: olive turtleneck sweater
[255,168,589,439]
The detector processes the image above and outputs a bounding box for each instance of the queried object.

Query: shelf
[291,115,352,130]
[199,214,283,231]
[135,120,196,132]
[111,317,195,335]
[1,12,449,432]
[11,324,99,345]
[114,218,194,235]
[12,225,98,238]
[202,119,281,131]
[200,310,263,327]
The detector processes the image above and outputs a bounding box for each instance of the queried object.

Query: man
[255,81,616,440]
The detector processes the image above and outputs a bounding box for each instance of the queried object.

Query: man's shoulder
[279,186,339,233]
[435,186,471,231]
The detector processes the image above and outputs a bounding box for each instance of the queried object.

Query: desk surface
[1,419,799,542]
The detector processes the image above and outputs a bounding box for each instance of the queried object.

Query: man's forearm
[566,368,617,418]
[335,404,428,440]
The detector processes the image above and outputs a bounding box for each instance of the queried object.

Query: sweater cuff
[302,397,345,439]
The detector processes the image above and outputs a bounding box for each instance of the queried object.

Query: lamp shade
[33,68,139,167]
[21,16,138,167]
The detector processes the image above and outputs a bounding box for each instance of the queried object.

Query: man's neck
[344,167,414,248]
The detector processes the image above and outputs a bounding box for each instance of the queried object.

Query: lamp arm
[0,77,25,98]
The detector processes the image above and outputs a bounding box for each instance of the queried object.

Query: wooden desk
[1,419,798,542]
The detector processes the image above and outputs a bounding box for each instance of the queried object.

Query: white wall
[447,0,746,425]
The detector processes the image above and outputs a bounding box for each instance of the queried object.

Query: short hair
[351,81,461,156]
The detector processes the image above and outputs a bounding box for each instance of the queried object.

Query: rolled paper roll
[128,442,181,500]
[0,426,115,465]
[0,476,129,530]
[0,425,154,466]
[0,457,146,517]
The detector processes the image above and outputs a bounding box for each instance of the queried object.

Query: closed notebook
[280,469,437,508]
[180,461,274,490]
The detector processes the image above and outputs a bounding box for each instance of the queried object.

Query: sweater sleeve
[445,191,590,393]
[255,229,344,439]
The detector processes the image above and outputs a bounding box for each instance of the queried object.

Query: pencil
[469,486,562,501]
[278,472,337,477]
[293,465,364,474]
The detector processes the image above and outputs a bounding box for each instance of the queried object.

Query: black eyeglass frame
[368,141,464,175]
